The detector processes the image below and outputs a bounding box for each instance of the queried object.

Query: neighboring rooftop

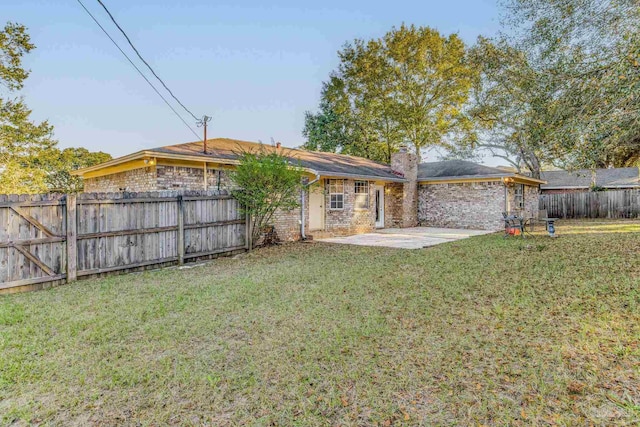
[540,167,640,190]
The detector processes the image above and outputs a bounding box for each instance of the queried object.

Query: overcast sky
[6,0,502,162]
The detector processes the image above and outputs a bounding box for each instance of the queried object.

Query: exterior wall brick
[418,181,505,230]
[270,190,308,242]
[83,167,157,192]
[419,182,540,231]
[506,184,540,217]
[157,166,205,190]
[321,178,376,236]
[384,182,404,228]
[390,148,418,227]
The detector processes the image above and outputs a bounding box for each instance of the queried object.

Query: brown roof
[540,167,640,189]
[417,160,545,185]
[148,138,405,181]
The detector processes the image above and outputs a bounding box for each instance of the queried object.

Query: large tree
[45,148,112,193]
[465,37,566,178]
[0,22,56,193]
[304,25,476,163]
[498,0,640,169]
[0,22,110,194]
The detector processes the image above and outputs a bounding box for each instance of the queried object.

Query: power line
[95,0,200,122]
[75,0,201,141]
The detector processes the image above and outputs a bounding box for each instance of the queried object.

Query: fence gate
[1,191,248,294]
[0,195,67,290]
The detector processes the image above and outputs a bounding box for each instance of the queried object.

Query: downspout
[301,173,320,240]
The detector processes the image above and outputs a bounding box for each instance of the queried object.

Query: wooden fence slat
[1,191,247,292]
[177,195,185,265]
[11,244,55,276]
[66,194,77,282]
[539,189,640,219]
[10,206,60,238]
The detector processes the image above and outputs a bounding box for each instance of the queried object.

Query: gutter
[300,172,320,240]
[419,173,546,185]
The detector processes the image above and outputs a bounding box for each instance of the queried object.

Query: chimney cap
[276,142,282,149]
[398,144,408,153]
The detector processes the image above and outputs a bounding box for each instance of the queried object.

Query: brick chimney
[391,145,418,227]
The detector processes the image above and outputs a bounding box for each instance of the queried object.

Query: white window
[354,180,369,210]
[329,179,344,210]
[514,184,525,209]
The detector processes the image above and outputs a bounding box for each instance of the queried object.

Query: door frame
[308,181,325,231]
[374,185,385,228]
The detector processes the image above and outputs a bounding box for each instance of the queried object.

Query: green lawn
[1,220,639,426]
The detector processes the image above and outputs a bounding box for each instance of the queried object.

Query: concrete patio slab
[316,227,494,249]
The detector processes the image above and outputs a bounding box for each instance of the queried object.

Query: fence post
[66,193,77,282]
[177,195,185,265]
[246,212,253,251]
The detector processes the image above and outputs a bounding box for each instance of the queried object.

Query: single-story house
[73,138,545,239]
[540,167,640,193]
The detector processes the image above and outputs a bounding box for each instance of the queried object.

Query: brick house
[73,138,544,239]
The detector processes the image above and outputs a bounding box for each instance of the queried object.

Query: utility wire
[75,0,201,141]
[95,0,200,122]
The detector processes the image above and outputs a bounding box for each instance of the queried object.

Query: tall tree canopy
[45,148,112,193]
[0,22,110,194]
[465,37,564,178]
[498,0,640,169]
[0,22,56,193]
[304,25,476,163]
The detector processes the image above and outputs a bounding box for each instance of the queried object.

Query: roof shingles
[150,139,405,182]
[540,168,640,189]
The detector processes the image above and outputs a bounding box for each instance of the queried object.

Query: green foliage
[0,22,110,194]
[304,24,476,162]
[44,148,112,193]
[498,0,640,169]
[230,146,304,247]
[466,37,558,178]
[0,22,56,194]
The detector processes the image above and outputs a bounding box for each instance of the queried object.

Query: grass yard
[1,220,639,426]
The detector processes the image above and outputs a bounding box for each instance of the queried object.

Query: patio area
[316,227,494,249]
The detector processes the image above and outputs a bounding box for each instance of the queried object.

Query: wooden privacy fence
[539,189,640,219]
[0,191,248,294]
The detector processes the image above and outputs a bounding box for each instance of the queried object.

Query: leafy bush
[230,145,304,247]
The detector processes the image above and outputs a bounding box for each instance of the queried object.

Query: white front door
[309,183,324,231]
[374,185,384,228]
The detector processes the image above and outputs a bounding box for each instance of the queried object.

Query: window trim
[514,184,525,209]
[354,180,370,210]
[328,179,344,210]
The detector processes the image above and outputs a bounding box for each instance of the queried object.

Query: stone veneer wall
[418,181,505,231]
[83,167,157,192]
[323,179,376,235]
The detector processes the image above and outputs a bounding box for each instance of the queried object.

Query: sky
[5,0,502,162]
